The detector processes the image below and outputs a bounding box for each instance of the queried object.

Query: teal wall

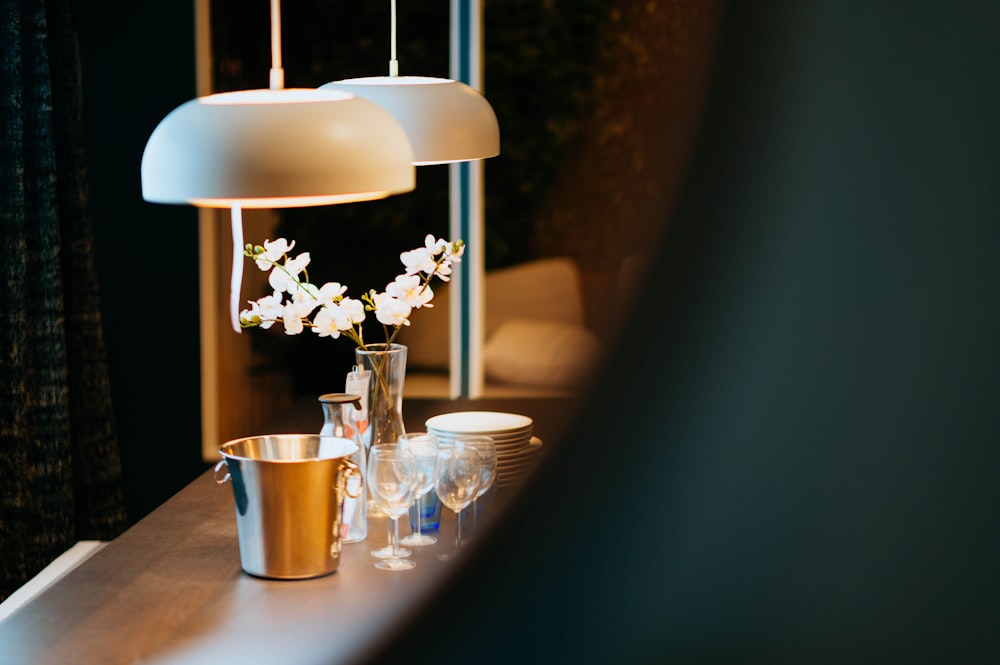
[76,3,207,524]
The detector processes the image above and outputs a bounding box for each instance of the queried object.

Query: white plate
[499,448,541,461]
[491,437,535,448]
[498,455,542,469]
[428,430,534,446]
[496,441,542,455]
[430,431,532,445]
[496,449,534,461]
[425,411,533,435]
[496,458,529,467]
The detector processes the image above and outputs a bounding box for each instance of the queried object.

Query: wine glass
[367,444,418,571]
[434,441,481,560]
[369,436,412,560]
[459,436,496,537]
[399,433,440,547]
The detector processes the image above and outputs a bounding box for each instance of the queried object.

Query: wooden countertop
[0,396,578,665]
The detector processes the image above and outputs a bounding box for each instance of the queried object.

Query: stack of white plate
[425,411,543,489]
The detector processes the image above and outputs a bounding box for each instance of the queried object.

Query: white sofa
[396,258,604,397]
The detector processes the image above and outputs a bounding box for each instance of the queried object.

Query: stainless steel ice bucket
[215,434,361,579]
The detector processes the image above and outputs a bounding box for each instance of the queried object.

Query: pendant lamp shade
[321,76,499,165]
[141,88,415,208]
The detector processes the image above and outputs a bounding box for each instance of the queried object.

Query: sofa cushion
[483,318,602,388]
[398,257,586,371]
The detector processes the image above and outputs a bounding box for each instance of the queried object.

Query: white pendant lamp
[141,1,415,207]
[321,0,499,165]
[141,88,414,208]
[140,0,416,331]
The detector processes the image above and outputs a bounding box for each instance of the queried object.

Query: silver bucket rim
[218,433,359,463]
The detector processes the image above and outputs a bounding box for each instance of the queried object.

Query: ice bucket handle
[213,460,231,485]
[342,459,362,498]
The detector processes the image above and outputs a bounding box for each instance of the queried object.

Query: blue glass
[409,491,442,532]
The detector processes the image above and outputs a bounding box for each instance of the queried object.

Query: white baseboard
[0,540,107,622]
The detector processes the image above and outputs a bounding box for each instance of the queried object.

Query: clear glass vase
[355,343,407,449]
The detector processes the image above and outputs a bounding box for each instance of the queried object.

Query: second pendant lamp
[321,0,500,165]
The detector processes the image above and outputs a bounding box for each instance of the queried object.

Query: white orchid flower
[434,262,453,282]
[255,237,295,271]
[240,234,464,347]
[400,246,436,276]
[433,242,464,282]
[311,306,343,338]
[372,292,412,326]
[252,291,286,329]
[290,285,320,318]
[282,305,305,335]
[313,297,366,339]
[269,252,311,293]
[386,273,434,309]
[444,239,465,261]
[316,282,347,307]
[339,297,366,324]
[239,301,262,327]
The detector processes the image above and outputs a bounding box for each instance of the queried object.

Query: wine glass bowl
[463,436,497,500]
[367,444,418,571]
[433,441,482,560]
[399,432,439,547]
[467,436,497,533]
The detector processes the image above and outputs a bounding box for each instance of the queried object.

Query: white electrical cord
[229,205,244,333]
[270,0,284,89]
[230,0,285,333]
[389,0,399,76]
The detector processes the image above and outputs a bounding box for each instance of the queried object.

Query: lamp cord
[389,0,399,77]
[229,0,284,332]
[270,0,284,89]
[229,205,245,333]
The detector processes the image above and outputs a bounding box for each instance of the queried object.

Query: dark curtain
[0,0,127,601]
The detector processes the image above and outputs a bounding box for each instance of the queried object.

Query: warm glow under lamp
[140,88,415,207]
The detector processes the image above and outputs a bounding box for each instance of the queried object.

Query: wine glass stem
[390,517,400,558]
[414,494,423,536]
[471,497,478,535]
[455,509,463,551]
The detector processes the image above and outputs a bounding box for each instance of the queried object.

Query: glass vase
[355,343,407,449]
